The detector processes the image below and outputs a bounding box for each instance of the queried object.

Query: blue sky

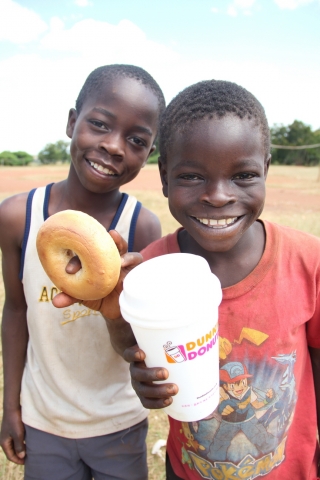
[0,0,319,155]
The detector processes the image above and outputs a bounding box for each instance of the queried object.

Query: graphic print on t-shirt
[175,327,297,479]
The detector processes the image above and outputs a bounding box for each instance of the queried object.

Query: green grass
[0,164,319,478]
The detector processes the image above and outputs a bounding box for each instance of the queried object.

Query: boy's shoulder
[266,219,320,244]
[141,228,181,261]
[0,191,29,249]
[265,219,320,262]
[0,191,29,228]
[132,204,161,252]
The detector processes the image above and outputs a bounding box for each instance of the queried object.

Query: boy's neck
[47,169,123,229]
[178,221,266,289]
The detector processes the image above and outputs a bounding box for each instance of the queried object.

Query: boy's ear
[142,144,157,168]
[66,108,77,139]
[149,144,156,156]
[264,154,271,179]
[158,156,168,198]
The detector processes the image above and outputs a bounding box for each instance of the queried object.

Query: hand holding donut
[53,232,143,319]
[36,211,143,319]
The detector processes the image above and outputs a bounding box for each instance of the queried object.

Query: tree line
[271,120,320,166]
[0,140,70,166]
[0,121,319,167]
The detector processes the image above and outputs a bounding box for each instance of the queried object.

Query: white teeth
[197,217,238,228]
[89,160,116,175]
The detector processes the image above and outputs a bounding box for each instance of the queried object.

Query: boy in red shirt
[125,80,320,479]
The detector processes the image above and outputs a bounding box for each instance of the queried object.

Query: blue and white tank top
[20,185,147,438]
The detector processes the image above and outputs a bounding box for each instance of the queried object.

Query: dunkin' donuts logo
[163,324,218,364]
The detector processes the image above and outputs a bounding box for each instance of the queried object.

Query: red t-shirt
[141,220,320,480]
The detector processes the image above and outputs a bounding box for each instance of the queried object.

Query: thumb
[12,432,26,463]
[52,292,78,308]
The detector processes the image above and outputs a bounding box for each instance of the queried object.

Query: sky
[0,0,319,155]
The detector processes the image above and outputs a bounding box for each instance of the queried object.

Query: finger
[130,363,170,383]
[134,394,174,410]
[52,292,78,308]
[121,252,143,270]
[65,255,82,274]
[109,230,128,256]
[132,379,178,398]
[123,345,146,363]
[131,380,178,409]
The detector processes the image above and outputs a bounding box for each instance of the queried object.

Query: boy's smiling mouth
[87,159,117,176]
[194,216,239,228]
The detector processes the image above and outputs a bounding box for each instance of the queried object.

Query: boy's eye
[233,173,256,180]
[179,174,202,181]
[130,136,146,147]
[89,120,108,129]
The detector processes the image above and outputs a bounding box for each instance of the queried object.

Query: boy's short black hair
[159,79,270,162]
[75,64,166,120]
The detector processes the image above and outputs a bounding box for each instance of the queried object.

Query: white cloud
[211,7,219,13]
[49,17,65,33]
[227,0,257,16]
[74,0,93,6]
[0,0,48,43]
[0,18,181,154]
[234,0,256,7]
[0,17,319,154]
[227,5,238,15]
[39,18,180,68]
[273,0,314,8]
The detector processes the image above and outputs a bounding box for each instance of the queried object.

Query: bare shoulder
[0,192,28,248]
[133,205,162,252]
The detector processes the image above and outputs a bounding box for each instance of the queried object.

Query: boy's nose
[200,180,236,207]
[98,134,125,157]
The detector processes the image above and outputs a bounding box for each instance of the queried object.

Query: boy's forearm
[2,307,29,411]
[104,316,136,357]
[309,347,320,442]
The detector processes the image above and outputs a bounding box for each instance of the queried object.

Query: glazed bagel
[36,210,121,300]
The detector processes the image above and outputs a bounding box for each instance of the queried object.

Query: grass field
[0,164,319,478]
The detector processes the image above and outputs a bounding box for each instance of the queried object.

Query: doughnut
[36,210,121,300]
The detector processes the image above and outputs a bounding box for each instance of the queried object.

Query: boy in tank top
[0,64,165,480]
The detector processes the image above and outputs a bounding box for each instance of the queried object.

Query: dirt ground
[0,166,162,196]
[0,164,319,214]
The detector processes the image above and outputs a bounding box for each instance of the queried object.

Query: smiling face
[160,115,270,256]
[66,76,159,194]
[224,378,249,398]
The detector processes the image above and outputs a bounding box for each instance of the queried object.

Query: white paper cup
[120,253,222,422]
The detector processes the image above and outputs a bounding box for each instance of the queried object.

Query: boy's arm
[53,231,142,354]
[133,207,161,252]
[0,195,29,464]
[309,346,320,475]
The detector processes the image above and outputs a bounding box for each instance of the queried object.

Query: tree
[13,151,33,165]
[0,150,33,166]
[38,140,71,164]
[270,121,320,166]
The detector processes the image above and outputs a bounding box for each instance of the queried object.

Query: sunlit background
[0,0,319,155]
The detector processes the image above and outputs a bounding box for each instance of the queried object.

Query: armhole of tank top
[109,193,128,231]
[19,188,36,281]
[19,183,54,281]
[128,201,142,252]
[43,183,54,220]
